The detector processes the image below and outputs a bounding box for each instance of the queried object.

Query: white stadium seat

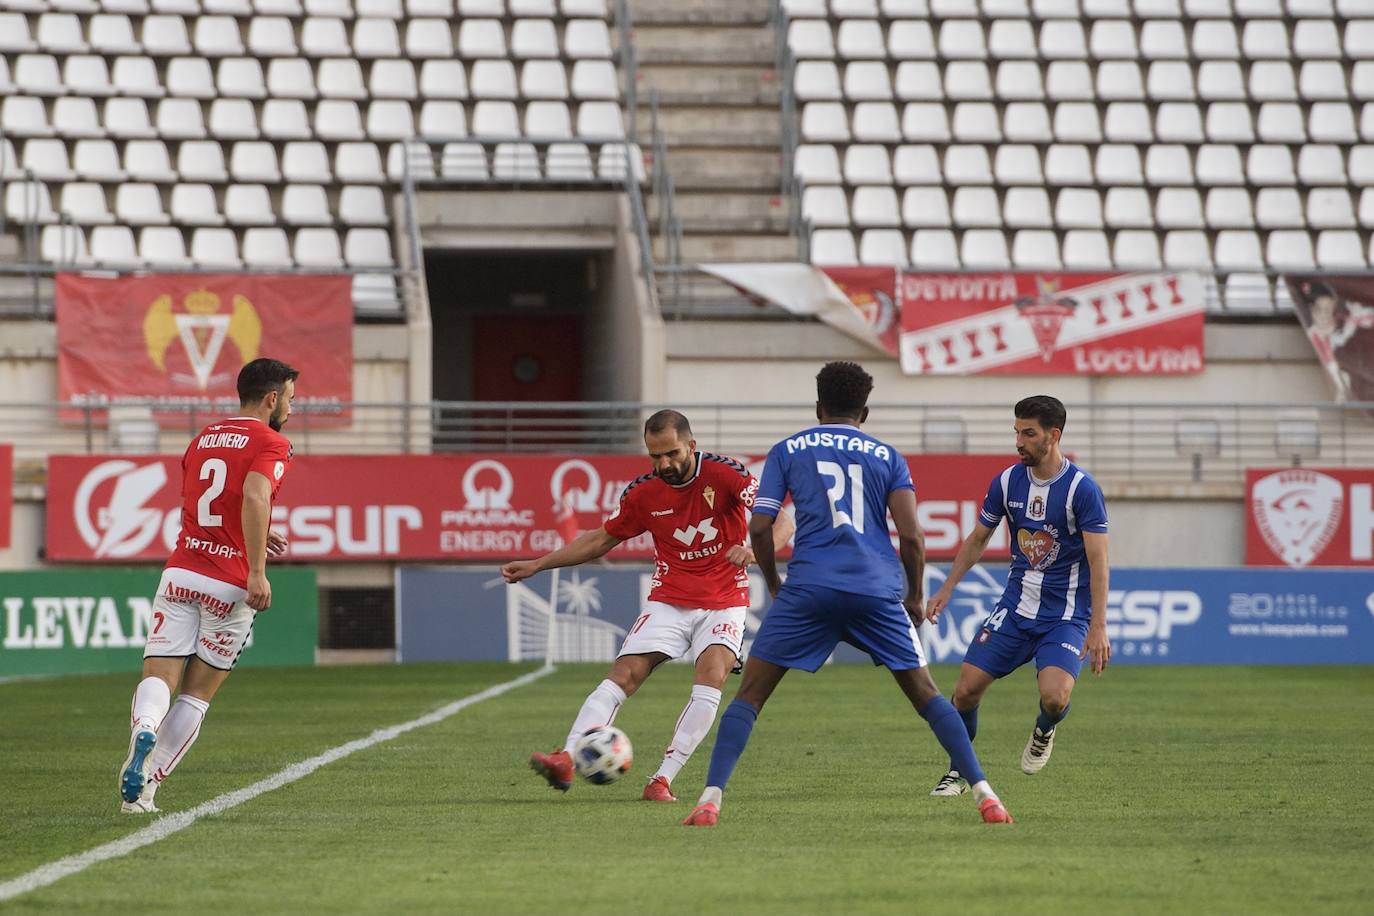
[802,103,850,142]
[994,62,1044,101]
[250,17,299,56]
[1098,62,1145,101]
[1113,229,1162,269]
[283,141,333,182]
[1004,187,1052,228]
[1256,188,1303,228]
[844,145,892,185]
[995,145,1043,184]
[1013,230,1062,268]
[53,97,103,139]
[1096,144,1143,184]
[903,187,951,227]
[91,15,141,55]
[303,18,353,57]
[1056,188,1104,228]
[218,58,268,98]
[89,225,139,264]
[167,57,216,98]
[74,139,126,181]
[1294,19,1341,58]
[886,21,934,59]
[423,60,470,99]
[1045,62,1094,101]
[41,224,89,265]
[1310,102,1358,143]
[1205,188,1255,228]
[943,144,992,184]
[1266,230,1316,269]
[894,145,941,184]
[317,99,366,140]
[367,99,417,139]
[1198,62,1245,100]
[61,183,114,224]
[953,103,1001,142]
[191,228,242,267]
[15,54,63,97]
[335,141,386,182]
[1156,188,1204,228]
[938,20,986,60]
[340,185,390,224]
[105,98,156,138]
[1140,21,1186,59]
[788,20,835,59]
[64,56,115,97]
[354,18,402,57]
[0,13,37,54]
[1104,187,1153,227]
[195,16,245,56]
[116,183,170,225]
[1004,103,1052,143]
[157,98,208,139]
[961,229,1010,269]
[837,20,885,59]
[1091,20,1138,58]
[438,142,486,180]
[1301,62,1349,101]
[4,180,56,223]
[1247,145,1296,185]
[795,145,842,184]
[1214,230,1264,271]
[225,184,276,225]
[1163,230,1212,269]
[140,226,190,267]
[526,100,572,138]
[283,184,333,225]
[803,186,848,227]
[910,229,958,268]
[903,103,951,142]
[242,227,294,267]
[124,140,177,182]
[263,99,313,140]
[859,229,908,265]
[419,100,468,138]
[1148,62,1194,101]
[230,141,282,182]
[952,187,1000,227]
[1243,20,1290,59]
[525,60,571,99]
[470,60,518,98]
[38,13,89,52]
[345,228,395,267]
[989,20,1036,59]
[113,57,165,97]
[1316,230,1366,268]
[1299,144,1347,184]
[1307,188,1356,228]
[407,18,454,57]
[1250,62,1296,102]
[564,20,612,59]
[208,98,260,139]
[1196,144,1244,185]
[512,19,559,58]
[178,140,229,181]
[492,141,540,180]
[1045,144,1092,185]
[810,229,858,265]
[571,60,616,100]
[853,186,901,226]
[473,100,520,135]
[796,62,841,102]
[171,184,226,226]
[845,62,892,101]
[1062,230,1111,269]
[21,139,75,181]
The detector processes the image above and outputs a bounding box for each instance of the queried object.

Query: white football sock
[653,684,722,784]
[563,679,627,752]
[972,780,997,805]
[148,694,210,785]
[697,786,723,807]
[130,677,171,733]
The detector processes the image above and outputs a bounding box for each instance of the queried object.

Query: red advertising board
[898,271,1206,375]
[1247,467,1374,568]
[0,444,12,549]
[821,266,901,357]
[46,453,1015,563]
[56,273,353,426]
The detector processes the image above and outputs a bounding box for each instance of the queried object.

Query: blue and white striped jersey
[979,461,1108,624]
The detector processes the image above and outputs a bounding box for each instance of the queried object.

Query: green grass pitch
[2,662,1372,914]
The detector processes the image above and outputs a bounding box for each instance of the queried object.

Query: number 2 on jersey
[198,458,228,527]
[817,460,865,533]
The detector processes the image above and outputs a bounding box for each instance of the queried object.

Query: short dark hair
[816,361,874,419]
[237,358,299,406]
[1015,395,1066,432]
[644,408,692,439]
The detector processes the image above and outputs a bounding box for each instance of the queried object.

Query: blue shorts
[749,583,926,673]
[963,609,1087,680]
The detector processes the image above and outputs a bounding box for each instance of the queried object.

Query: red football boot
[682,802,719,826]
[642,775,677,802]
[979,797,1014,824]
[529,749,574,791]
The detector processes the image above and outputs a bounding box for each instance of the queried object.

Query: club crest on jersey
[703,485,716,510]
[1028,495,1046,520]
[1017,524,1062,570]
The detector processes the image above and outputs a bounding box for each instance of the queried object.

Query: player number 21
[817,461,865,533]
[198,458,228,528]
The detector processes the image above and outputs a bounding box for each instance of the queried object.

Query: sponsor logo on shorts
[977,630,991,644]
[199,634,234,657]
[1060,642,1082,656]
[711,621,742,640]
[164,582,236,618]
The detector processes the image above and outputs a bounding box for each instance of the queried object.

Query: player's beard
[657,455,693,485]
[1018,443,1047,466]
[268,401,289,431]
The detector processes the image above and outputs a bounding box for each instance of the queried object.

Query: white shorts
[143,567,255,671]
[618,601,747,667]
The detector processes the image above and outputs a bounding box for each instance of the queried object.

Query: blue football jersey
[754,424,914,599]
[979,461,1109,624]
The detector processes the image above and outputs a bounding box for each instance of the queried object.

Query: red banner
[821,266,901,357]
[46,453,1015,563]
[898,271,1206,375]
[0,444,12,549]
[56,273,353,426]
[1247,467,1374,568]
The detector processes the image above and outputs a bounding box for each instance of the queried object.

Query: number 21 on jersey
[817,460,865,533]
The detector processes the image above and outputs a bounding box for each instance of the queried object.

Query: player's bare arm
[887,489,925,623]
[242,471,274,611]
[926,522,997,622]
[729,508,794,568]
[501,526,624,583]
[748,512,783,597]
[1083,531,1111,675]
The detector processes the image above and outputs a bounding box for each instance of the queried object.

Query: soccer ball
[572,726,633,785]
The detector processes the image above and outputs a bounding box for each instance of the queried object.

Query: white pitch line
[0,664,556,904]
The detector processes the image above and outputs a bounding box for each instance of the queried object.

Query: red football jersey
[603,452,759,609]
[166,416,293,588]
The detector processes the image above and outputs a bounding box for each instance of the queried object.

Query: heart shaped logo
[1017,528,1058,569]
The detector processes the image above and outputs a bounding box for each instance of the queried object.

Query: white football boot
[1020,726,1055,774]
[930,769,970,796]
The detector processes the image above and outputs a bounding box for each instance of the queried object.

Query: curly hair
[816,361,874,419]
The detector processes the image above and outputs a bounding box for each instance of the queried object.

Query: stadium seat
[903,187,951,227]
[526,100,572,138]
[1054,103,1102,143]
[315,100,365,140]
[1039,20,1087,59]
[419,100,467,138]
[1061,229,1110,268]
[1310,102,1358,142]
[104,98,156,138]
[1257,103,1306,142]
[2,97,53,138]
[191,228,241,267]
[1256,188,1303,228]
[1045,62,1094,101]
[845,62,892,101]
[1004,187,1052,228]
[368,99,417,139]
[354,18,402,57]
[961,229,1010,268]
[802,186,848,227]
[1299,144,1347,184]
[207,98,258,139]
[228,141,280,182]
[423,60,470,99]
[1012,230,1062,269]
[14,54,60,97]
[988,20,1036,59]
[91,15,141,55]
[1098,62,1145,101]
[1056,188,1104,228]
[1205,188,1255,227]
[493,142,540,179]
[469,100,516,136]
[194,16,245,56]
[832,0,880,14]
[512,19,559,59]
[89,225,138,263]
[280,141,331,182]
[439,142,487,179]
[335,141,386,182]
[810,228,858,265]
[38,13,89,52]
[64,55,115,97]
[113,57,165,97]
[795,144,842,184]
[1214,230,1264,270]
[994,145,1043,185]
[1156,103,1204,143]
[1045,145,1092,185]
[218,58,268,99]
[1249,62,1296,102]
[1205,103,1255,142]
[345,228,394,267]
[178,140,229,181]
[944,145,992,184]
[938,20,986,59]
[1104,187,1153,227]
[1307,188,1356,228]
[358,0,403,16]
[1003,103,1051,143]
[1316,230,1366,268]
[853,102,900,142]
[952,187,1000,227]
[837,20,885,59]
[116,183,170,225]
[471,60,518,98]
[1350,145,1374,185]
[1140,21,1186,59]
[339,185,389,226]
[303,18,353,57]
[953,103,1001,142]
[802,103,850,142]
[903,103,951,142]
[1198,61,1245,100]
[170,184,226,225]
[250,17,299,57]
[886,21,934,59]
[165,57,215,99]
[282,184,332,225]
[1247,145,1296,185]
[1196,144,1243,184]
[138,226,189,266]
[52,98,102,139]
[859,229,907,265]
[1347,20,1374,58]
[1162,230,1212,268]
[4,180,57,223]
[894,145,941,184]
[1091,19,1137,58]
[1147,62,1194,101]
[1297,62,1347,103]
[1112,229,1162,268]
[225,184,276,225]
[994,62,1044,101]
[910,229,958,267]
[124,140,177,182]
[242,227,293,266]
[796,62,841,101]
[570,60,616,100]
[74,139,125,181]
[1266,230,1316,269]
[1192,20,1239,59]
[369,60,418,99]
[945,62,992,101]
[458,0,504,12]
[60,183,114,224]
[1095,144,1143,184]
[0,13,37,53]
[408,18,454,57]
[844,145,892,184]
[1222,273,1273,313]
[1294,19,1341,58]
[561,0,607,12]
[19,139,74,181]
[564,20,612,58]
[788,20,835,59]
[1156,188,1204,228]
[523,60,570,99]
[40,224,89,265]
[258,99,309,139]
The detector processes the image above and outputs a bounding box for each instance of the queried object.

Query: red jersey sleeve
[248,434,292,496]
[706,454,759,510]
[603,476,649,541]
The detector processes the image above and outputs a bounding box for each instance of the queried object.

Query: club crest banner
[56,273,353,426]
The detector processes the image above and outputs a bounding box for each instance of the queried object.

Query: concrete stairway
[627,0,798,264]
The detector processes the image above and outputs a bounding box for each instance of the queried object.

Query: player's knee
[607,662,645,696]
[951,684,981,711]
[1040,690,1071,717]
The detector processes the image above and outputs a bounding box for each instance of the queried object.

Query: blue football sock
[703,699,759,792]
[1036,700,1070,734]
[947,704,979,773]
[920,695,986,786]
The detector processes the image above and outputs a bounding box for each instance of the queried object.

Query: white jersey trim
[1065,470,1085,535]
[1015,569,1044,619]
[1062,561,1080,621]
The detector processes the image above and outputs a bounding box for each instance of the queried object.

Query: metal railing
[4,400,1373,486]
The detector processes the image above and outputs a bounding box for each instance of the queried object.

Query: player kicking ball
[925,396,1111,797]
[683,362,1012,827]
[117,359,297,813]
[502,410,792,802]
